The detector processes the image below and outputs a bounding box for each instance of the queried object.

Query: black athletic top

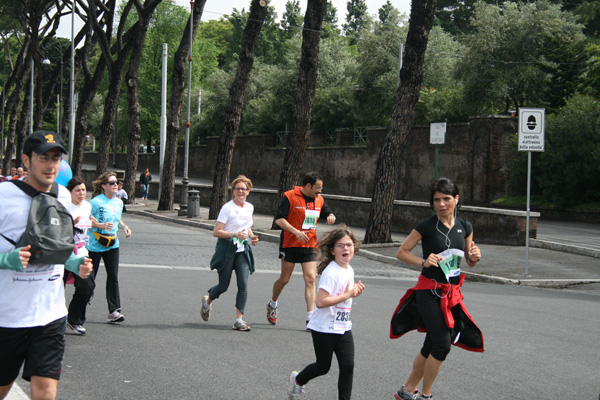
[415,215,473,284]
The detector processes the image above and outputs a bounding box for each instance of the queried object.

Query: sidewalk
[126,197,600,288]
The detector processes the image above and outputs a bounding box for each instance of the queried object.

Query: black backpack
[1,180,75,265]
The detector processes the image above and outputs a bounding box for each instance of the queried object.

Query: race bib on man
[302,209,319,230]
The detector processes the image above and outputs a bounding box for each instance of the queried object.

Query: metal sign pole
[518,108,545,276]
[435,145,439,179]
[430,122,446,180]
[525,151,532,276]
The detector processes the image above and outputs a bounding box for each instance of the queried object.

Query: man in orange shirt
[266,172,336,327]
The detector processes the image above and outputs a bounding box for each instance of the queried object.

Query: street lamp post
[1,45,6,166]
[29,58,34,134]
[179,1,194,216]
[68,2,76,164]
[42,44,63,136]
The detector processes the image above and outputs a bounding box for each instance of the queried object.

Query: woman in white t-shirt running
[201,175,259,331]
[288,228,365,400]
[64,177,93,335]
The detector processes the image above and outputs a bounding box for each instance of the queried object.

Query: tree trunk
[276,0,328,199]
[207,0,269,219]
[90,0,132,176]
[70,54,105,176]
[1,46,29,172]
[14,70,32,168]
[33,58,46,132]
[158,0,206,211]
[124,0,161,201]
[363,0,437,244]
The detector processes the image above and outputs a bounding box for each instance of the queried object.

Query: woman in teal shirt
[70,172,132,329]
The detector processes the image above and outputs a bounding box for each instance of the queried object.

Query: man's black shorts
[0,316,66,385]
[279,247,317,263]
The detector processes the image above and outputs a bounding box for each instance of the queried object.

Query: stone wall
[166,182,538,246]
[83,115,518,204]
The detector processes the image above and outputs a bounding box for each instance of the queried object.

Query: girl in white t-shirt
[201,175,259,331]
[288,228,365,400]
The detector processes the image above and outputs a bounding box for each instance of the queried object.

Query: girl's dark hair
[66,176,86,192]
[429,177,461,211]
[316,226,361,275]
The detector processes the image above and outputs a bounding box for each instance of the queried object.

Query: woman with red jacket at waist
[390,178,483,400]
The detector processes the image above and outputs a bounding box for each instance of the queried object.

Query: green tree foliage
[456,0,586,115]
[193,32,357,140]
[415,27,468,123]
[132,2,218,147]
[570,0,600,37]
[198,18,234,67]
[434,0,479,36]
[343,0,370,44]
[353,20,405,126]
[378,0,402,27]
[583,43,600,98]
[310,35,357,132]
[281,0,303,38]
[535,94,600,208]
[323,1,340,36]
[225,6,284,67]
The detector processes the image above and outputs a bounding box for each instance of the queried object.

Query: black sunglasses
[106,180,119,185]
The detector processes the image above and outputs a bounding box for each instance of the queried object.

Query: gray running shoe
[66,322,86,335]
[394,385,418,400]
[201,295,211,321]
[288,371,305,399]
[107,311,125,323]
[266,302,277,325]
[232,320,251,331]
[417,395,432,399]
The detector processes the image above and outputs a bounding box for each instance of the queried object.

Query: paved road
[9,214,600,399]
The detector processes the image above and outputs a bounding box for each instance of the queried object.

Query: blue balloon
[55,159,73,187]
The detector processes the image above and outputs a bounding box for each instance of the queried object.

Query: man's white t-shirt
[216,200,254,252]
[0,182,72,328]
[307,261,355,334]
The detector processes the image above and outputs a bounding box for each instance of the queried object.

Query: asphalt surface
[7,213,600,400]
[6,196,599,400]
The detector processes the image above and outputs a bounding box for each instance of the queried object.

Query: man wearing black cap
[0,131,93,400]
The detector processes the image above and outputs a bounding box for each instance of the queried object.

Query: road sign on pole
[430,122,446,145]
[430,123,446,179]
[518,108,545,152]
[518,108,545,276]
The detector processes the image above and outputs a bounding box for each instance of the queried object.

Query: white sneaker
[67,322,86,335]
[201,295,211,321]
[288,371,305,399]
[107,311,125,323]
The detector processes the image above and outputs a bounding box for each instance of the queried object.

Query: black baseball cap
[23,131,67,155]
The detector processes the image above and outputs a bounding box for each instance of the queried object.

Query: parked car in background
[139,145,156,153]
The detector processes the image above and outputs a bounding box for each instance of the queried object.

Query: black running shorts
[279,247,317,263]
[0,316,66,384]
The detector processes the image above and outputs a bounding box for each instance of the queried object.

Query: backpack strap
[0,233,16,246]
[10,179,59,198]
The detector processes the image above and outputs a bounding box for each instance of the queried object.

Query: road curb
[126,208,595,287]
[530,239,600,259]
